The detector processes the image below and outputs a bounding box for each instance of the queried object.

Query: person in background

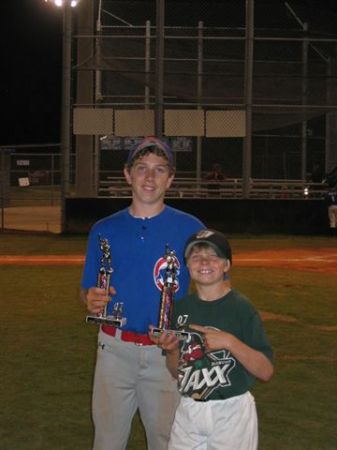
[81,136,204,450]
[324,184,337,237]
[204,163,225,194]
[150,229,273,450]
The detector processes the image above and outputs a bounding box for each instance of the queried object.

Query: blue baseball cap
[126,136,174,166]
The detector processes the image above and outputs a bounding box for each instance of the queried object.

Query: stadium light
[44,0,79,7]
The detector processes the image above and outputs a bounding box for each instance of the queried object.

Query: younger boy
[150,229,273,450]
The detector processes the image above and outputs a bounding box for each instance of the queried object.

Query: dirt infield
[1,247,337,274]
[0,255,85,265]
[233,248,337,274]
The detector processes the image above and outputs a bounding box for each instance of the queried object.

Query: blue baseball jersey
[81,206,204,334]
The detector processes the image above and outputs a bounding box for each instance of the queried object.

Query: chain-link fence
[0,146,65,232]
[1,149,61,206]
[71,0,337,199]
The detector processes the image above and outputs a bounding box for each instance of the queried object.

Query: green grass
[0,232,334,255]
[1,234,336,449]
[229,234,336,250]
[231,268,337,326]
[256,360,337,450]
[0,232,87,254]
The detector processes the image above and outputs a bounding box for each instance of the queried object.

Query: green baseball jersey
[172,289,273,401]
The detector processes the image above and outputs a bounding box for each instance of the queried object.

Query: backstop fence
[72,0,337,199]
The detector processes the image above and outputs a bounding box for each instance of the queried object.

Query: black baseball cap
[184,229,232,263]
[126,136,174,166]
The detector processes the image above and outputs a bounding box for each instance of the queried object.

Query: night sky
[0,0,63,146]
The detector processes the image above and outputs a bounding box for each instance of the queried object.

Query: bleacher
[98,177,327,200]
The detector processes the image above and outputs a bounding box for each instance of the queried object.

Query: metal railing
[99,177,327,200]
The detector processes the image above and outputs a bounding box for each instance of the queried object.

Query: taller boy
[81,137,204,450]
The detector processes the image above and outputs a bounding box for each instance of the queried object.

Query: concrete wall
[65,198,328,235]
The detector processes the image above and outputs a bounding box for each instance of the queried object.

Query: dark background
[1,0,337,147]
[0,0,62,145]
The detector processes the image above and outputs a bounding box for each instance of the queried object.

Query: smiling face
[124,152,174,213]
[186,244,230,288]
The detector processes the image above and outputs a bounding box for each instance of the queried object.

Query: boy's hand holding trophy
[86,236,127,328]
[152,245,190,341]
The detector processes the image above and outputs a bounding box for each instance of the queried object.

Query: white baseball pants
[92,330,179,450]
[328,205,337,228]
[168,392,258,450]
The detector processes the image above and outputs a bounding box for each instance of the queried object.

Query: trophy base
[86,315,127,328]
[152,327,190,341]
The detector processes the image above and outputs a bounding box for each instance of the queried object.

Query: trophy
[152,245,190,341]
[86,236,127,328]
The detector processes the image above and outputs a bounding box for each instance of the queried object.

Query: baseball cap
[126,136,174,166]
[184,229,232,263]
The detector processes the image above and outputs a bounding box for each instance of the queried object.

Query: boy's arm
[223,333,273,381]
[165,348,180,379]
[148,327,180,379]
[190,324,273,382]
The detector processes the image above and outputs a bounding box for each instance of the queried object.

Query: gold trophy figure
[152,246,190,340]
[86,236,127,328]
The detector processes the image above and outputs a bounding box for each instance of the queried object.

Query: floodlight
[44,0,79,7]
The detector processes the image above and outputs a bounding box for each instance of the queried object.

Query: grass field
[0,232,336,450]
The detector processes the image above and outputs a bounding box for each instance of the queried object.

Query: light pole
[155,0,165,137]
[242,0,254,198]
[61,1,72,233]
[44,0,79,232]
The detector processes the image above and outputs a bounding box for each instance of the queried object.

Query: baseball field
[1,232,336,450]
